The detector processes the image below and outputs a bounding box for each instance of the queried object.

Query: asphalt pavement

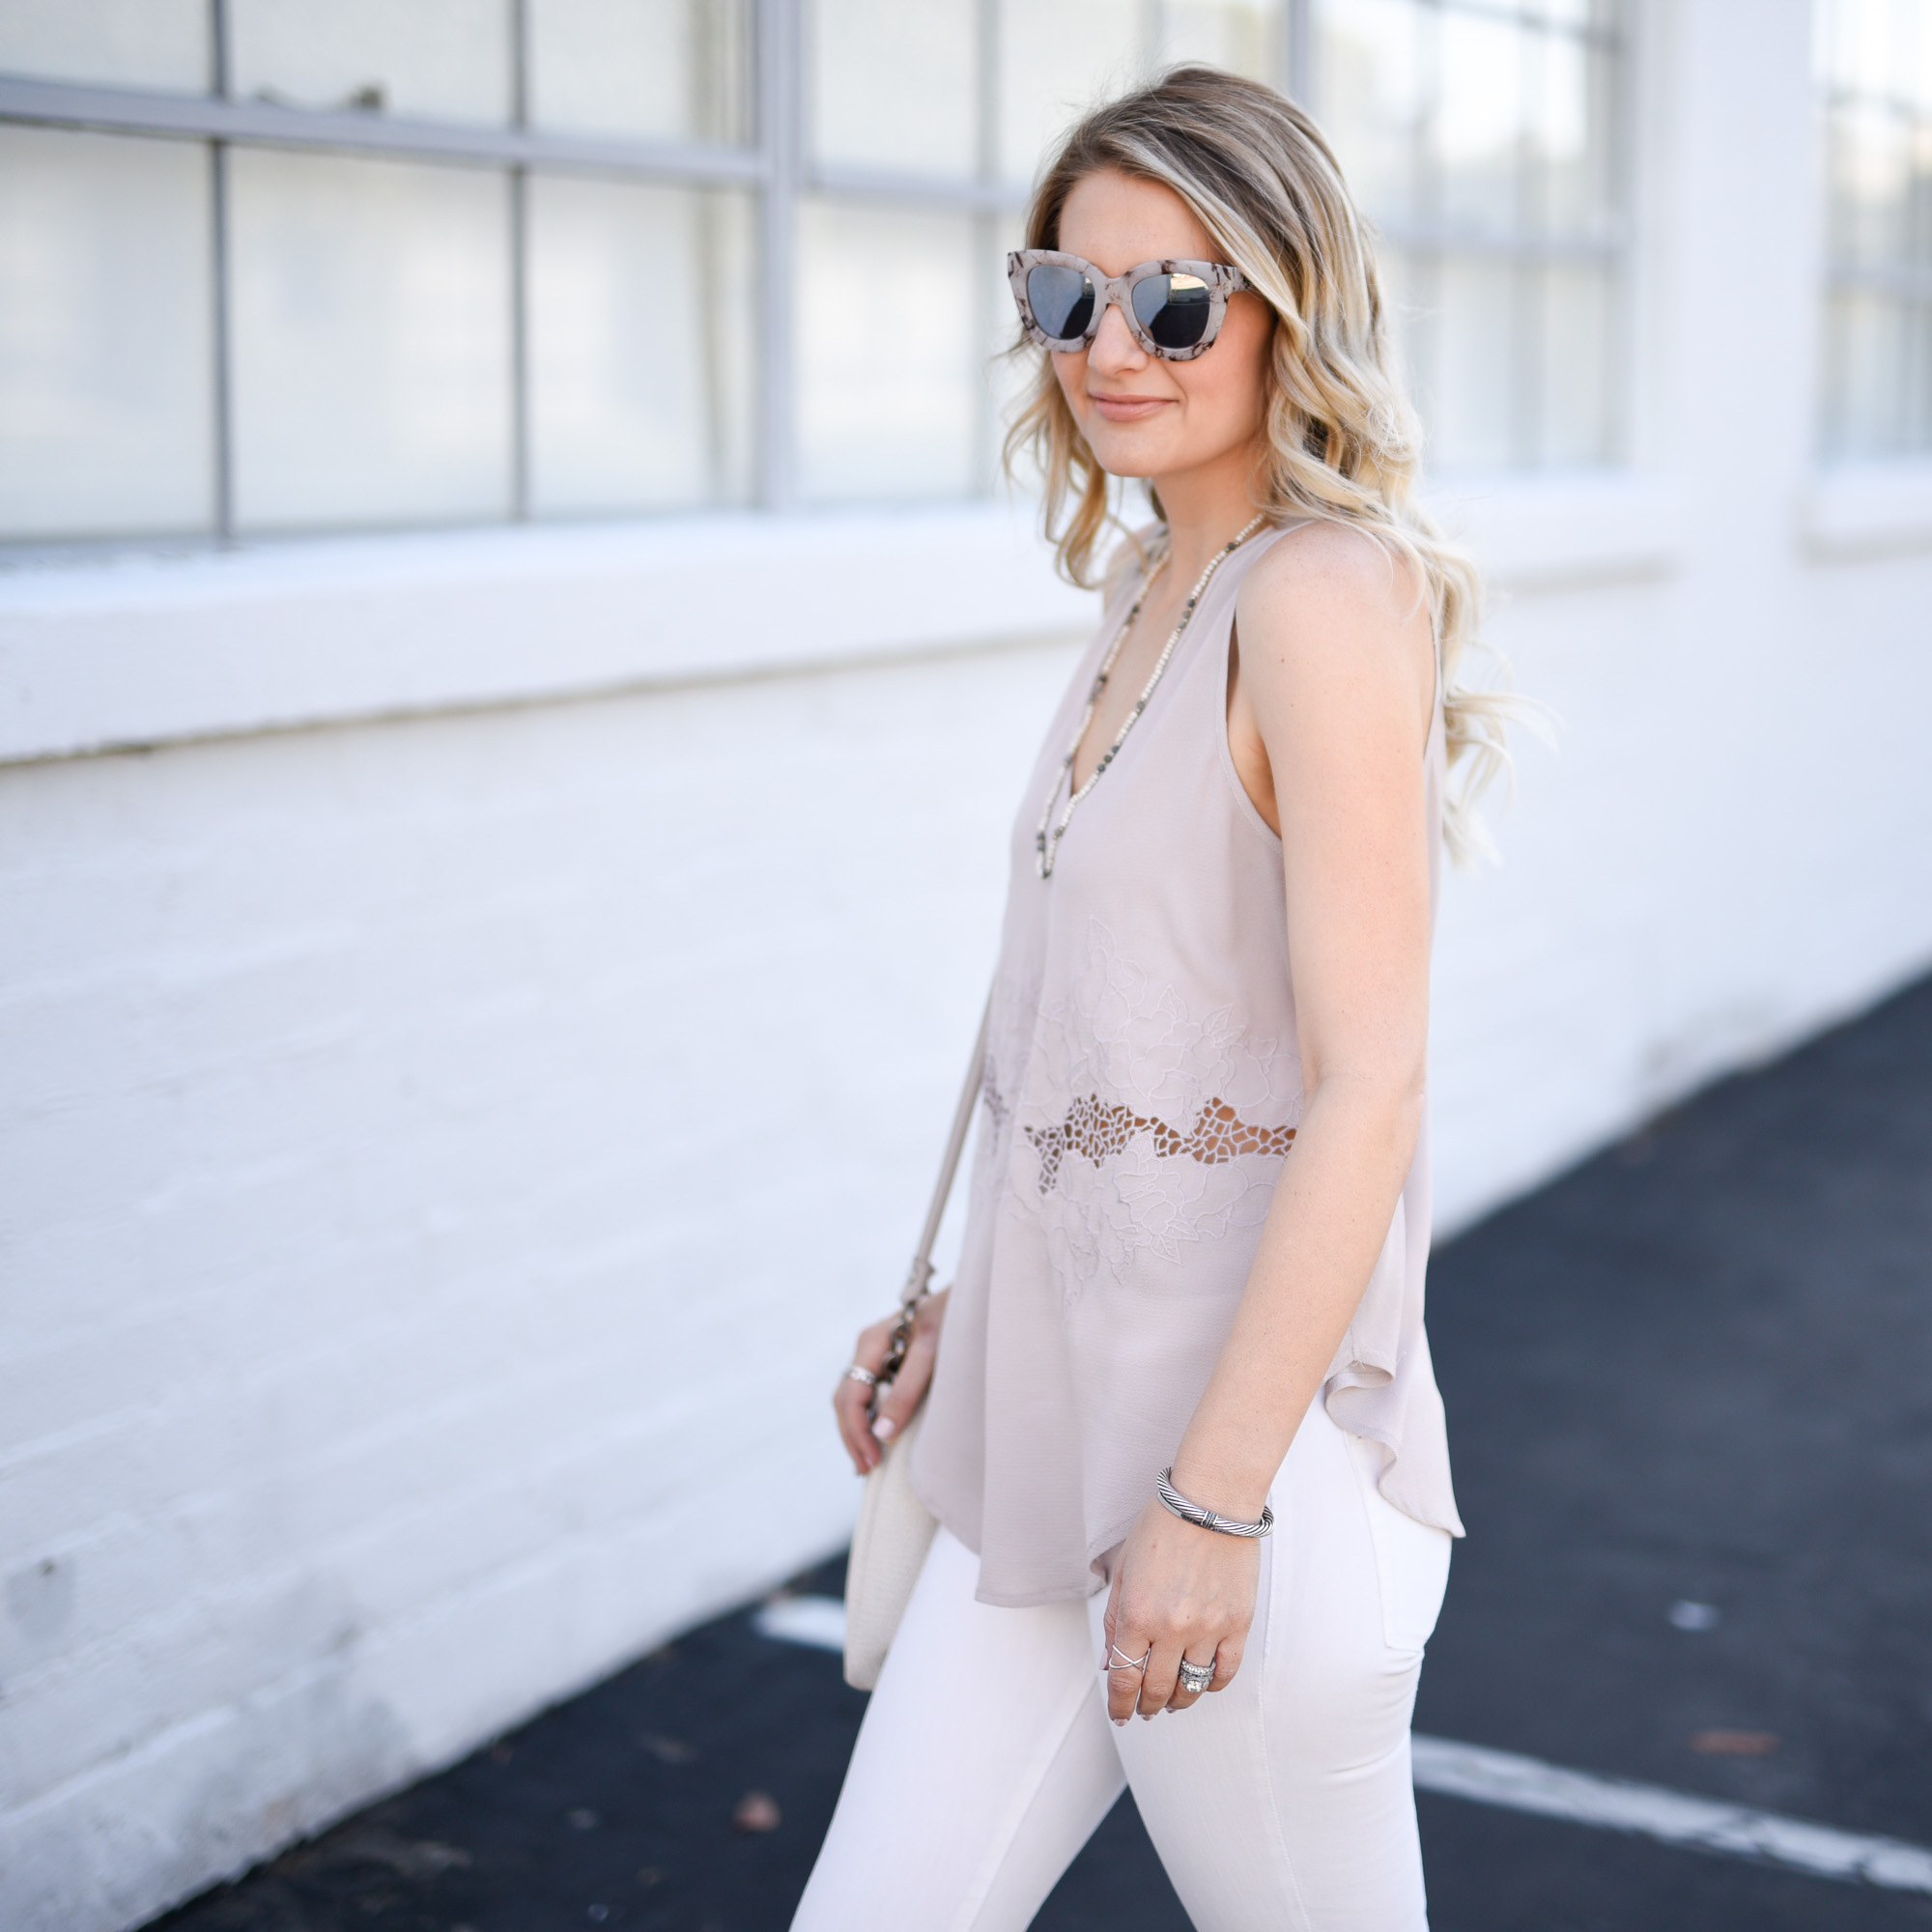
[154,972,1932,1932]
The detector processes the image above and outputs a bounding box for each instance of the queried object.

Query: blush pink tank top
[911,522,1464,1606]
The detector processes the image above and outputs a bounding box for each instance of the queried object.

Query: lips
[1089,393,1172,422]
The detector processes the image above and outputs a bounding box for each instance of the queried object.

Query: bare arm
[1104,524,1436,1721]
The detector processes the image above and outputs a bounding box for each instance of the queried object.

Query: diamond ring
[843,1365,880,1386]
[1176,1657,1214,1695]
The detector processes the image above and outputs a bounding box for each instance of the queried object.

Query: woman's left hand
[1102,1492,1261,1721]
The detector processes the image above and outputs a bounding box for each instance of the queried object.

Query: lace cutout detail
[975,927,1302,1297]
[1025,1095,1294,1195]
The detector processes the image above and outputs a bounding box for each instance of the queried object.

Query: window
[0,0,761,543]
[1819,0,1932,459]
[1312,0,1626,473]
[0,0,1624,546]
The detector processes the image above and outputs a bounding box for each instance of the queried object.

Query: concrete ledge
[0,474,1696,768]
[1803,461,1932,560]
[0,506,1094,767]
[1428,469,1691,593]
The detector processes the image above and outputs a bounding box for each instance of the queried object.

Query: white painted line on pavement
[754,1593,1932,1897]
[1409,1734,1932,1895]
[753,1594,850,1652]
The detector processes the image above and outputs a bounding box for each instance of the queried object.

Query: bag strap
[878,992,991,1384]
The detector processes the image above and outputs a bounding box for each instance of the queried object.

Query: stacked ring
[1176,1658,1215,1694]
[844,1365,880,1386]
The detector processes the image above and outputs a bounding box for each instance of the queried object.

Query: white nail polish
[872,1416,897,1441]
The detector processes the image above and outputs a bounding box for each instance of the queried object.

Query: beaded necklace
[1034,513,1268,879]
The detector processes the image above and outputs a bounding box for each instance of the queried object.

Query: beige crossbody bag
[842,998,990,1691]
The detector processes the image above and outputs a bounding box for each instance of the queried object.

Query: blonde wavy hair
[1005,65,1518,864]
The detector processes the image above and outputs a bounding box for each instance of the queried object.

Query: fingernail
[871,1416,897,1441]
[1112,1718,1127,1728]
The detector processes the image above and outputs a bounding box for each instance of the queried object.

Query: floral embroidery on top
[987,922,1303,1296]
[1025,1096,1294,1194]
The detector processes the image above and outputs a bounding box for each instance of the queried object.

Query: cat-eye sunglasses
[1007,248,1251,361]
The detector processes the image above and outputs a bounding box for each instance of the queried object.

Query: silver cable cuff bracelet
[1155,1468,1274,1538]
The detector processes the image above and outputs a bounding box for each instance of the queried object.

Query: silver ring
[1102,1643,1151,1674]
[843,1365,879,1387]
[1176,1657,1214,1694]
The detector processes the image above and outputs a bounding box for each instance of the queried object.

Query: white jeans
[792,1401,1453,1932]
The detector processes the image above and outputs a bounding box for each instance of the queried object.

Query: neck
[1147,446,1266,583]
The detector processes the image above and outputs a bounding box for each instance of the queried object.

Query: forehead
[1055,169,1214,274]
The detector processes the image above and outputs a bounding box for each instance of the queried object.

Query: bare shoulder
[1236,519,1432,671]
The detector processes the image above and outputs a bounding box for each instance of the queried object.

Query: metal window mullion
[510,0,530,521]
[1511,18,1539,467]
[974,0,1002,496]
[1286,0,1314,105]
[210,0,235,540]
[0,74,764,186]
[1605,0,1636,466]
[756,0,800,511]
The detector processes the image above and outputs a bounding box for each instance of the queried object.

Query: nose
[1087,295,1147,373]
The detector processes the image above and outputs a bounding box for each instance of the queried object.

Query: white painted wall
[5,4,1932,1929]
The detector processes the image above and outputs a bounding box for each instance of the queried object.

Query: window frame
[1302,0,1634,474]
[0,0,1057,539]
[0,0,1642,547]
[1815,5,1932,464]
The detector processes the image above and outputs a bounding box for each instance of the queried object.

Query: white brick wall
[6,5,1932,1928]
[0,641,1072,1931]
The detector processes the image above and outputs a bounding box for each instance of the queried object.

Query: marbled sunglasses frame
[1007,248,1251,362]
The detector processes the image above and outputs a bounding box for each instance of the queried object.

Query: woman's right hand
[834,1288,948,1475]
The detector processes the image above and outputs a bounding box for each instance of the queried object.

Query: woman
[800,65,1509,1932]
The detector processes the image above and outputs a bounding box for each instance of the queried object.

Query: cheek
[1178,357,1264,436]
[1182,318,1270,431]
[1051,349,1088,409]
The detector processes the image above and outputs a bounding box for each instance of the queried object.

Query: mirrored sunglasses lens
[1132,273,1211,350]
[1026,264,1095,342]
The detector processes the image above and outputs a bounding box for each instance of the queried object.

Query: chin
[1081,428,1169,480]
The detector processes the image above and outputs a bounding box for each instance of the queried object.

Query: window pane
[1821,288,1914,457]
[0,0,209,90]
[528,176,753,515]
[1819,0,1932,457]
[1427,254,1516,471]
[810,0,979,176]
[1824,0,1896,97]
[1321,0,1623,474]
[1532,0,1618,28]
[528,0,750,145]
[1316,0,1422,229]
[0,127,213,540]
[996,0,1144,183]
[1432,8,1524,238]
[1529,31,1616,238]
[230,149,512,529]
[797,201,979,501]
[230,0,512,124]
[1152,1,1284,83]
[1537,261,1614,464]
[1831,99,1913,267]
[1908,0,1932,116]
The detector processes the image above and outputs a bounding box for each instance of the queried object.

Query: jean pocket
[1345,1431,1452,1654]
